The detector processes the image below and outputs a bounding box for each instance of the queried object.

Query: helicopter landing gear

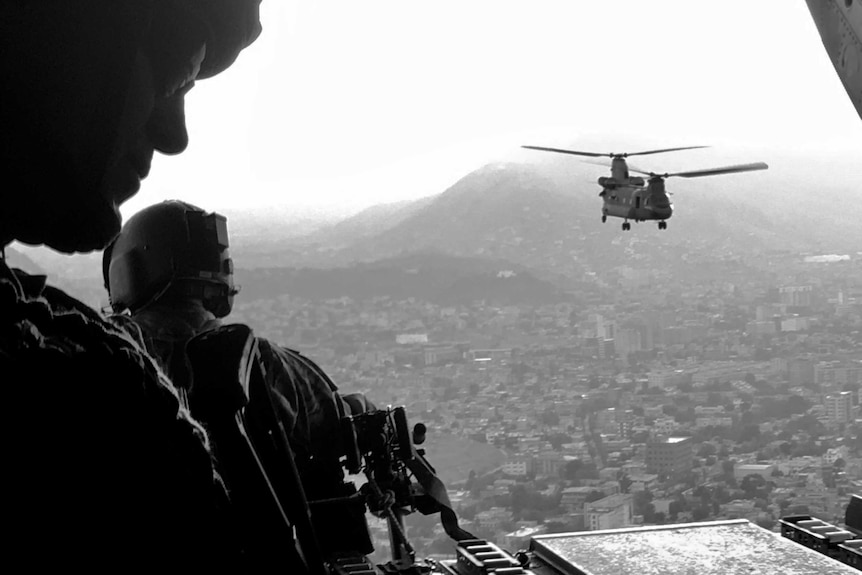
[658,221,667,230]
[622,221,631,231]
[602,215,607,223]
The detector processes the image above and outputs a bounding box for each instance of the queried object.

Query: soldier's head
[103,200,236,319]
[0,1,261,254]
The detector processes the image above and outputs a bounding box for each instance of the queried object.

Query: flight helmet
[103,200,236,317]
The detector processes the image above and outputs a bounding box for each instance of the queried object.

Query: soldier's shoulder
[0,264,226,565]
[2,265,120,351]
[256,338,337,385]
[0,263,181,413]
[263,340,321,369]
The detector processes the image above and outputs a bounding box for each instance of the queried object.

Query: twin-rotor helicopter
[521,145,768,230]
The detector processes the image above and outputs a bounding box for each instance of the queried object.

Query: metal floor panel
[529,520,858,575]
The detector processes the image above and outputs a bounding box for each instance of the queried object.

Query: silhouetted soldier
[103,200,376,560]
[0,2,261,570]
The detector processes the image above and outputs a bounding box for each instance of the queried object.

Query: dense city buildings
[185,245,862,556]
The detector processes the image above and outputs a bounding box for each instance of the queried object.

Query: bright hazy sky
[121,0,862,220]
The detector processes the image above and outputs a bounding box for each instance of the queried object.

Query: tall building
[816,362,862,389]
[636,309,674,349]
[596,338,615,360]
[779,285,813,307]
[534,452,563,478]
[618,417,634,440]
[645,436,693,477]
[590,313,616,341]
[825,391,856,425]
[502,456,532,477]
[615,327,642,359]
[583,493,633,531]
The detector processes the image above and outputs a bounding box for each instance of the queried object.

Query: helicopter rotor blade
[523,144,711,159]
[624,145,710,157]
[665,162,769,179]
[583,159,615,169]
[626,163,654,176]
[521,145,608,158]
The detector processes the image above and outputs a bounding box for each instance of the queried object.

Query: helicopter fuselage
[596,156,672,230]
[599,177,673,225]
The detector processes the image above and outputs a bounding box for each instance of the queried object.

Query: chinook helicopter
[521,145,768,230]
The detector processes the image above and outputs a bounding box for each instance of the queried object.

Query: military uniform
[0,260,239,570]
[130,305,351,499]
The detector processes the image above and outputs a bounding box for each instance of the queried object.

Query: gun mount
[341,406,474,573]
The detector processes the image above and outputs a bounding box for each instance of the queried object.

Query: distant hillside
[296,196,436,248]
[273,164,598,277]
[235,251,564,305]
[245,151,862,287]
[345,164,582,260]
[226,204,354,268]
